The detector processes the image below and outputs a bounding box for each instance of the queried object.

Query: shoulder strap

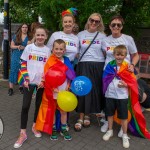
[79,32,99,62]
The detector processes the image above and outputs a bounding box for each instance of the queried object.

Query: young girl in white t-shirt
[14,27,50,149]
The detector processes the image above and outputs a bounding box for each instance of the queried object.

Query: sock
[61,124,67,130]
[53,124,56,130]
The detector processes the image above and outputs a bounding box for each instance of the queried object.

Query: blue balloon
[71,76,92,96]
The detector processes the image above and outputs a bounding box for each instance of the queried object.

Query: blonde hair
[113,45,127,56]
[84,13,105,32]
[62,14,75,23]
[53,39,66,49]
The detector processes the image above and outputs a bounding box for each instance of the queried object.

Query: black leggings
[21,85,44,129]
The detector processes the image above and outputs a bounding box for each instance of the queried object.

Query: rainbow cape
[35,54,75,134]
[103,60,150,139]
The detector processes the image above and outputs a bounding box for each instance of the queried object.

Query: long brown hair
[15,23,29,45]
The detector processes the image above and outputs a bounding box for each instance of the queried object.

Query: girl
[14,27,50,149]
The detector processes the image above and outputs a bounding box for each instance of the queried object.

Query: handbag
[78,32,99,62]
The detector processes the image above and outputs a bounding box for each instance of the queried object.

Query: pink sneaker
[32,127,42,138]
[14,132,27,148]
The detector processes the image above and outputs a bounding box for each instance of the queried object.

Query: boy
[35,39,75,140]
[102,45,130,148]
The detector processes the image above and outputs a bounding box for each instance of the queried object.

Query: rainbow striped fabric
[103,60,150,139]
[61,7,78,17]
[35,54,75,134]
[18,61,29,85]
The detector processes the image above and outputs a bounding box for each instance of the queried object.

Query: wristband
[131,63,135,67]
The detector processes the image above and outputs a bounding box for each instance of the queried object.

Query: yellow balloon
[57,91,78,112]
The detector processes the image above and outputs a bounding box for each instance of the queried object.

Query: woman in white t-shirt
[47,13,79,63]
[102,15,139,70]
[100,15,139,133]
[74,13,106,131]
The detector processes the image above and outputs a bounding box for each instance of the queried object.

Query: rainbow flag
[18,69,24,85]
[18,61,29,85]
[103,60,150,139]
[35,54,75,134]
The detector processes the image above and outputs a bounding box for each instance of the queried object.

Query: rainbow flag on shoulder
[103,60,150,139]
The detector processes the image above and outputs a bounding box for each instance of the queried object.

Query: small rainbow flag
[18,61,29,85]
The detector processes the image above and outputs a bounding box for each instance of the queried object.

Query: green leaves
[0,0,149,36]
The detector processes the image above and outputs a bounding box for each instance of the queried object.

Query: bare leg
[108,116,113,130]
[121,119,128,134]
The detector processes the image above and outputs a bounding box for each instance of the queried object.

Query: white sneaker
[103,130,113,141]
[101,121,108,133]
[122,134,130,148]
[118,127,123,138]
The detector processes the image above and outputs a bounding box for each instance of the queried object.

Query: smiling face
[109,19,123,37]
[34,28,47,47]
[88,15,101,32]
[113,46,127,65]
[52,42,66,59]
[62,15,74,34]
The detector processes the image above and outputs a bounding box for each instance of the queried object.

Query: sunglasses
[89,18,100,25]
[110,23,122,28]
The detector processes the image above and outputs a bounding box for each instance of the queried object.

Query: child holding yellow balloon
[35,39,76,141]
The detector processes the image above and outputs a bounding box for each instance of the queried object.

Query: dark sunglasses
[89,18,100,24]
[110,23,122,28]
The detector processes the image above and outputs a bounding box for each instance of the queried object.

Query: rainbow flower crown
[61,8,78,17]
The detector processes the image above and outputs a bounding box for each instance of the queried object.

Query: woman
[8,23,30,96]
[74,13,106,131]
[46,13,79,63]
[100,15,139,133]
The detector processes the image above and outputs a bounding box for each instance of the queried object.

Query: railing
[138,52,150,79]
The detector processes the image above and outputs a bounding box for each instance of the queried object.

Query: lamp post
[3,0,9,79]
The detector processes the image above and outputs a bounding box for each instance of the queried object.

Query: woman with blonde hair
[46,8,79,63]
[74,13,106,131]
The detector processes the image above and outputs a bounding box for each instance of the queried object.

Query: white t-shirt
[21,43,50,85]
[47,31,79,62]
[105,66,128,99]
[77,30,106,62]
[102,34,137,68]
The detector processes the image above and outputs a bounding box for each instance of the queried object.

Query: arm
[128,52,139,72]
[10,40,21,50]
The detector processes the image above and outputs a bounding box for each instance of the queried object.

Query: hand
[53,88,59,93]
[128,64,134,72]
[18,45,21,50]
[38,81,44,89]
[19,46,25,50]
[118,80,127,88]
[24,81,29,89]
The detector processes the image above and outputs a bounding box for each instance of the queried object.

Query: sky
[0,13,4,24]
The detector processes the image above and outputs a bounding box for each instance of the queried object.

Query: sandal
[83,115,90,128]
[74,119,83,132]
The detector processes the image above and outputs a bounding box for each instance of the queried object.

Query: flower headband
[61,7,78,17]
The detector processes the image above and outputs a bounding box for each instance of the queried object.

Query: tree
[0,0,150,35]
[0,0,40,23]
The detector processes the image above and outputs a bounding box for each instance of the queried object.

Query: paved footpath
[0,80,150,150]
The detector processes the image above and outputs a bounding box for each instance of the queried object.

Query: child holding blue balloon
[35,39,75,141]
